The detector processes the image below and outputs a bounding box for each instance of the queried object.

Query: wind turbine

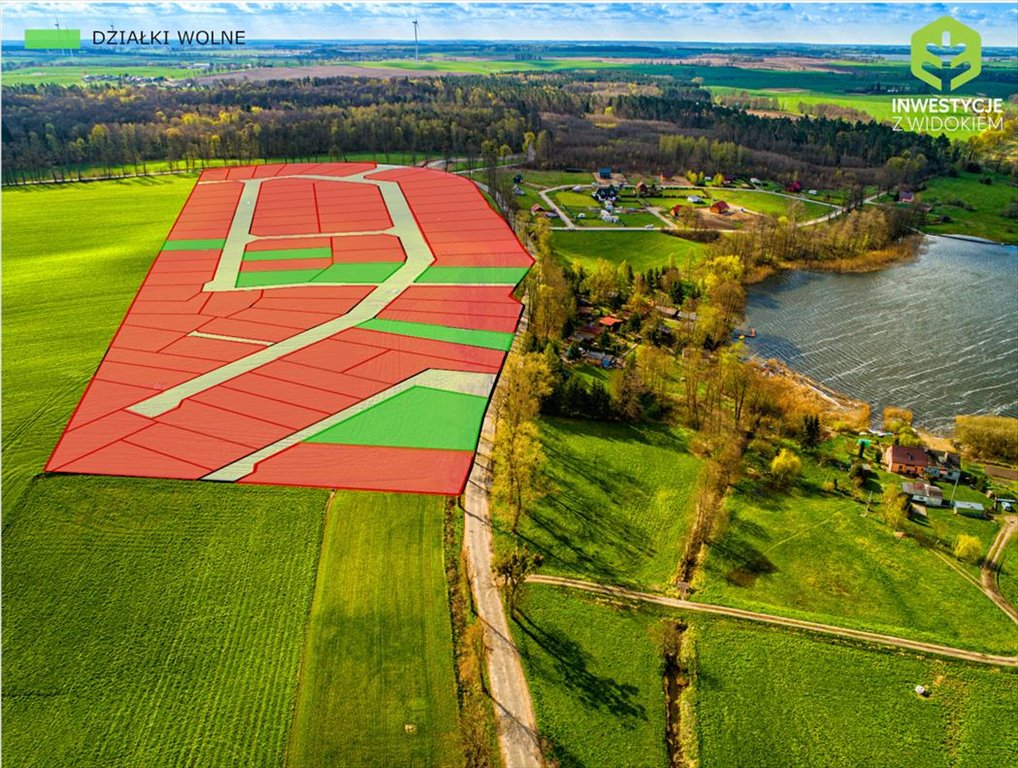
[412,19,419,63]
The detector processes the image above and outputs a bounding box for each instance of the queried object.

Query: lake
[744,236,1018,432]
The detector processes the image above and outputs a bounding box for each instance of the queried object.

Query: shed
[954,500,986,516]
[598,167,612,180]
[900,190,915,203]
[598,316,623,329]
[530,203,545,214]
[687,195,704,204]
[709,200,731,214]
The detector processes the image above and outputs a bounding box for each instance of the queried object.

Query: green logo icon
[911,17,981,91]
[24,29,81,50]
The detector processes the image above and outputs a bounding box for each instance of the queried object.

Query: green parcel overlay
[235,262,401,288]
[415,266,530,284]
[25,29,81,50]
[242,247,332,261]
[162,238,227,251]
[307,386,487,451]
[359,317,514,351]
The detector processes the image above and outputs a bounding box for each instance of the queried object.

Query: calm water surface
[744,236,1018,431]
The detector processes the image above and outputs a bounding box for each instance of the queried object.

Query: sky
[2,2,1017,47]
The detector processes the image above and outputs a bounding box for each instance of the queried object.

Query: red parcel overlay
[46,163,532,495]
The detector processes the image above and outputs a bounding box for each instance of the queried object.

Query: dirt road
[462,307,544,768]
[529,574,1018,667]
[982,515,1018,623]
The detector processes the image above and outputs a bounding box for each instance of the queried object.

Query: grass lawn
[285,492,463,768]
[2,176,198,510]
[513,585,669,768]
[551,230,707,273]
[694,455,1018,653]
[500,418,703,592]
[916,171,1018,245]
[2,476,326,767]
[693,617,1018,768]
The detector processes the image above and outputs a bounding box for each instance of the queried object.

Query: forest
[1,72,962,187]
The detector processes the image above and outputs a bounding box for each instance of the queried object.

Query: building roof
[710,200,730,212]
[902,481,942,498]
[598,316,623,327]
[954,501,985,511]
[887,445,928,467]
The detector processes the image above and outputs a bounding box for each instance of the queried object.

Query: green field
[646,187,831,220]
[285,492,463,767]
[2,476,327,767]
[551,229,706,273]
[693,617,1018,768]
[693,455,1018,653]
[2,176,198,509]
[915,171,1018,244]
[1,65,206,86]
[2,178,465,767]
[348,58,619,74]
[515,584,1018,768]
[500,419,703,592]
[514,585,669,768]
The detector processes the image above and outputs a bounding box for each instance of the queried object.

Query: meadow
[692,617,1018,768]
[693,453,1018,654]
[498,418,703,592]
[551,230,707,273]
[514,584,1018,768]
[2,476,327,767]
[513,585,669,768]
[916,171,1018,244]
[285,492,463,768]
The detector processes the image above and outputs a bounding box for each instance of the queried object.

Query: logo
[25,29,81,50]
[911,16,981,92]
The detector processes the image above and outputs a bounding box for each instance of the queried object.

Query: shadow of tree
[515,609,647,722]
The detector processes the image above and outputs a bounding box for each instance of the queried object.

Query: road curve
[528,574,1018,668]
[462,311,544,768]
[982,515,1018,623]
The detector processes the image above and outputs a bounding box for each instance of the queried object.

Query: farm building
[900,190,915,203]
[901,481,945,508]
[709,200,731,214]
[786,180,803,193]
[925,450,961,481]
[635,181,649,196]
[885,445,929,476]
[598,316,623,330]
[954,500,986,517]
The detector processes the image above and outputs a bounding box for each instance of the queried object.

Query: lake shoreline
[745,235,922,284]
[742,236,1018,435]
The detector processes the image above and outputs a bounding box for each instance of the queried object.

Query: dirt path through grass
[529,574,1018,667]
